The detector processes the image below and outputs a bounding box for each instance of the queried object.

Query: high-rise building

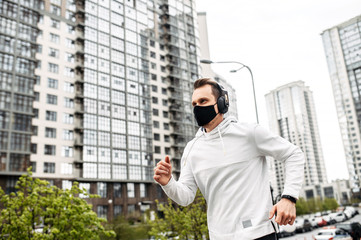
[0,0,43,193]
[321,15,361,191]
[265,81,327,197]
[197,12,238,119]
[0,0,203,221]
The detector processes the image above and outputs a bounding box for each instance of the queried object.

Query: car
[323,214,337,225]
[310,217,319,228]
[295,218,312,233]
[277,224,296,238]
[329,212,347,223]
[336,222,361,240]
[313,227,352,240]
[316,217,328,227]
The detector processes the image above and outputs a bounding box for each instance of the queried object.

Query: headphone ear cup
[217,96,226,113]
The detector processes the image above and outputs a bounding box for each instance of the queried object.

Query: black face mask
[193,103,218,126]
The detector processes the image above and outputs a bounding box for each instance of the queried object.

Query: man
[154,78,304,240]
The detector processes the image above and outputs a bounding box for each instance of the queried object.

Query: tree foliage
[102,216,150,240]
[296,197,339,215]
[148,191,209,240]
[0,168,115,240]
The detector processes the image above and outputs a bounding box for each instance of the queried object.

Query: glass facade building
[0,0,42,193]
[322,15,361,191]
[265,81,328,197]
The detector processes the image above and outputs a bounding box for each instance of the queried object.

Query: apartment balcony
[75,42,84,56]
[169,103,182,113]
[74,118,83,131]
[74,102,84,114]
[75,27,84,41]
[74,135,83,147]
[75,0,85,13]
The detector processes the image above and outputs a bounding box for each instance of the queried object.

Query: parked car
[314,227,352,240]
[316,217,328,227]
[277,225,295,238]
[322,214,337,225]
[329,212,347,223]
[295,218,312,233]
[310,217,319,228]
[336,222,361,240]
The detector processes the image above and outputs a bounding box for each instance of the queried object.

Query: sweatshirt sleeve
[253,125,305,199]
[161,143,198,206]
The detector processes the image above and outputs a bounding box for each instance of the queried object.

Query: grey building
[321,15,361,192]
[0,0,42,193]
[265,81,328,197]
[0,0,202,221]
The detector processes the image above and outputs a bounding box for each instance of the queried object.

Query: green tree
[296,197,309,215]
[0,168,115,240]
[148,191,209,240]
[103,216,150,240]
[322,198,339,211]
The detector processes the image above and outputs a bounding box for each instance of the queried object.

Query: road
[280,213,361,240]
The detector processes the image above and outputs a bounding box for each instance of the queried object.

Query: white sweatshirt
[162,116,305,240]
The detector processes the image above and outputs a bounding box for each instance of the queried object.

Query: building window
[45,127,56,138]
[47,78,58,88]
[61,163,72,174]
[128,205,135,214]
[32,125,38,136]
[63,130,73,140]
[150,51,156,58]
[44,162,55,173]
[61,146,73,157]
[162,99,168,106]
[164,135,170,142]
[50,4,61,15]
[64,82,74,92]
[97,182,107,198]
[64,97,74,108]
[46,94,58,105]
[48,47,59,58]
[165,147,171,155]
[30,162,36,172]
[50,33,60,43]
[48,63,59,73]
[79,183,90,198]
[154,133,160,141]
[114,183,121,198]
[151,74,157,81]
[30,143,37,154]
[50,18,60,28]
[34,92,39,101]
[33,108,39,118]
[114,205,122,218]
[161,88,167,95]
[152,108,159,116]
[97,205,108,220]
[44,145,56,155]
[46,111,57,121]
[151,85,157,92]
[163,123,169,130]
[63,114,74,124]
[153,121,159,128]
[140,183,147,198]
[127,183,135,198]
[154,146,161,154]
[152,97,158,104]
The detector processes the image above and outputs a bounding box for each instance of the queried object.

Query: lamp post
[200,59,259,124]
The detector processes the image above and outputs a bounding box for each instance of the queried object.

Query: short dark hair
[193,78,221,99]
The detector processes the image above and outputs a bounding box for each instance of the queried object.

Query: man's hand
[269,198,296,225]
[153,156,172,186]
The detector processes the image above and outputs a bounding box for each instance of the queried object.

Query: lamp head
[200,59,213,64]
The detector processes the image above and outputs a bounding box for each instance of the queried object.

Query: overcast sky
[195,0,361,181]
